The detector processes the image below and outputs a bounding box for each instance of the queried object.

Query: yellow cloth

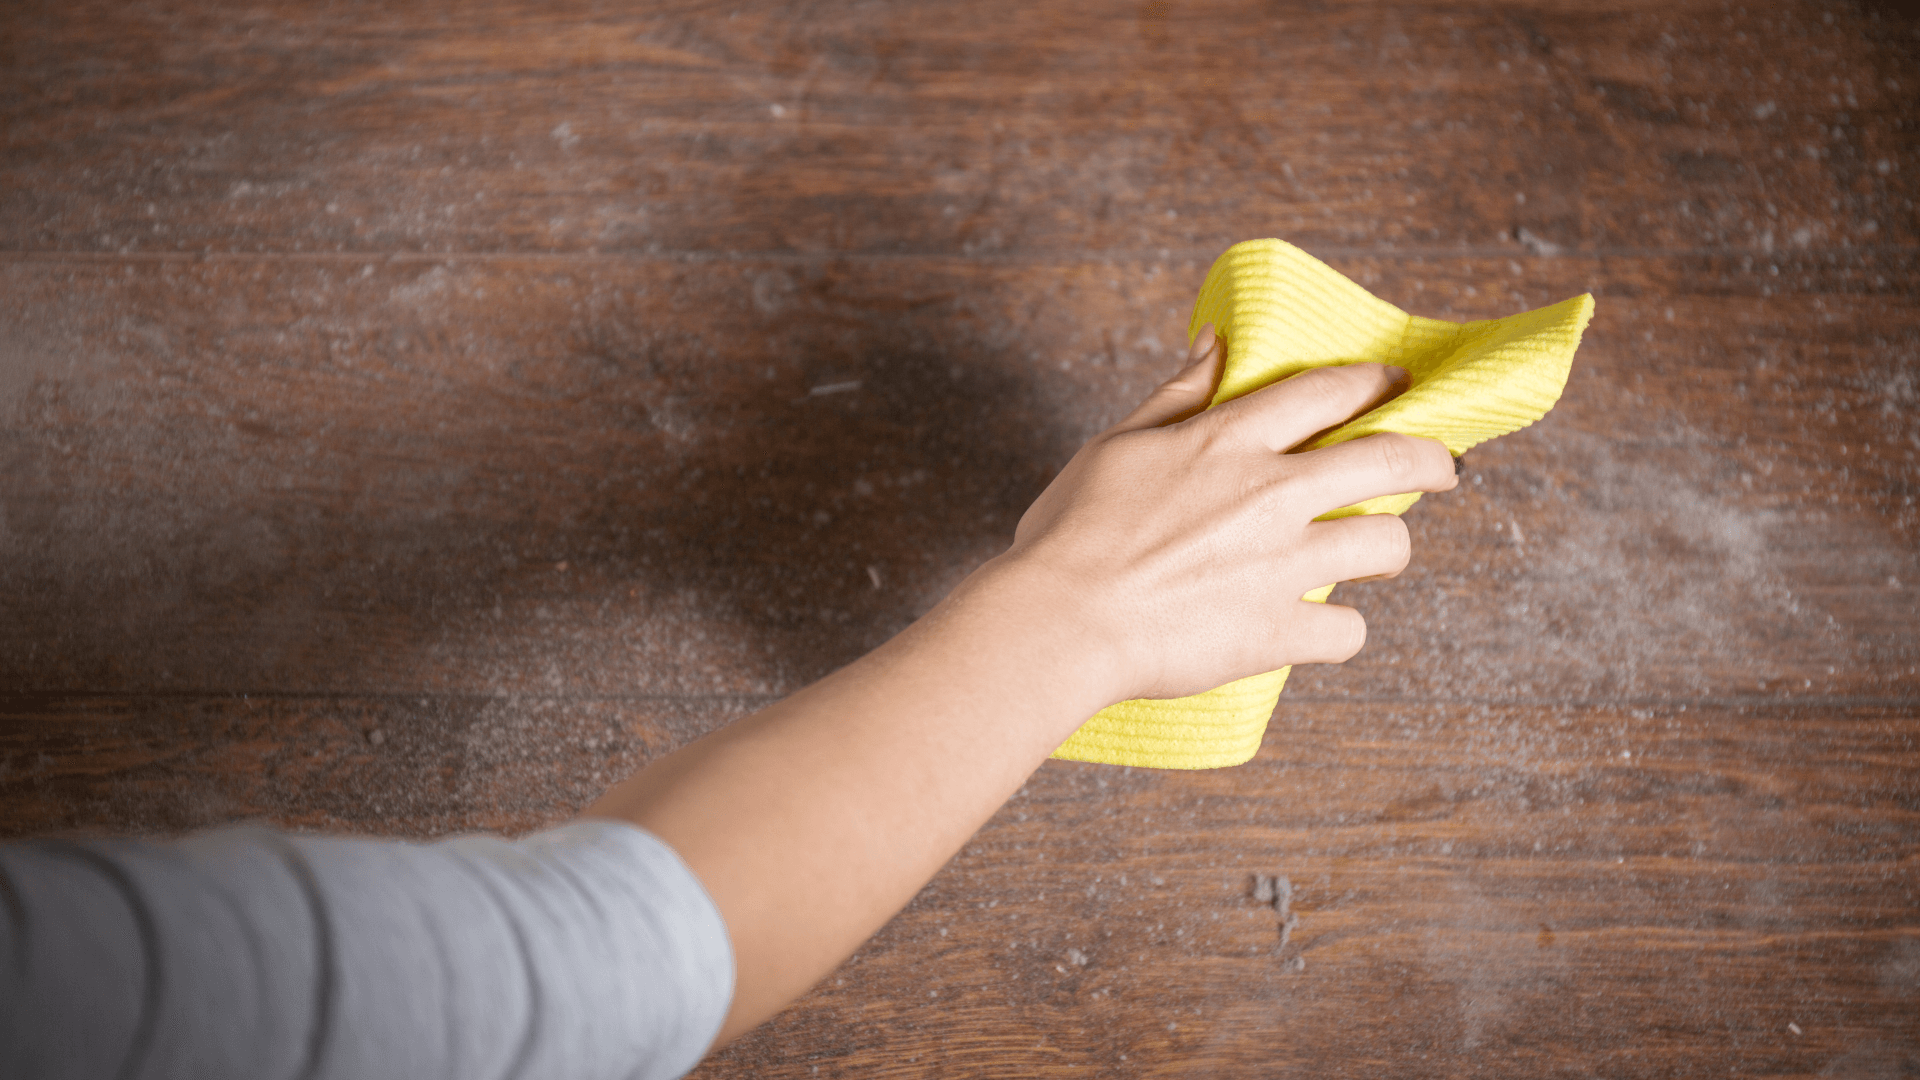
[1051,239,1594,770]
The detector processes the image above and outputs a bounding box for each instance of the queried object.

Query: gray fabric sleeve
[0,819,733,1080]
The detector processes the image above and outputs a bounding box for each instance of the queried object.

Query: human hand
[998,324,1459,706]
[595,325,1460,1044]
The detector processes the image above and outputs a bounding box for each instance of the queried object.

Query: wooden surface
[2,1,1916,1076]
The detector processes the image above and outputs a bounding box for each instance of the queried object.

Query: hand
[999,324,1459,705]
[590,323,1460,1052]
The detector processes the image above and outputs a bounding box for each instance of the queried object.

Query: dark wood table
[3,1,1916,1075]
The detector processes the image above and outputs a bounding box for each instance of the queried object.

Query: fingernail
[1187,323,1217,364]
[1384,364,1409,390]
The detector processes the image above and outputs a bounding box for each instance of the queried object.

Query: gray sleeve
[0,819,733,1080]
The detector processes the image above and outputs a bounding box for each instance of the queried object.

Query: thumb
[1109,323,1223,433]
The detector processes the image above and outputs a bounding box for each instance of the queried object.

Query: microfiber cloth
[1051,239,1595,770]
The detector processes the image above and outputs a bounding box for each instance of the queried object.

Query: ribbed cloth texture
[1053,239,1594,770]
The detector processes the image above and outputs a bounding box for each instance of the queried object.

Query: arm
[584,326,1461,1044]
[0,330,1458,1080]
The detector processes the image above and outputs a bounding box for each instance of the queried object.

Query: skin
[583,324,1459,1047]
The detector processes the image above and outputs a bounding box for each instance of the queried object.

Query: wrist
[941,549,1137,722]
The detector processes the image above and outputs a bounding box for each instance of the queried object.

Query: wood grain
[2,0,1914,257]
[4,254,1915,700]
[2,0,1916,1076]
[6,694,1915,1076]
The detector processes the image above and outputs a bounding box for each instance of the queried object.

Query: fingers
[1206,362,1407,453]
[1299,512,1412,586]
[1187,322,1216,364]
[1277,601,1368,665]
[1109,323,1222,433]
[1281,432,1458,520]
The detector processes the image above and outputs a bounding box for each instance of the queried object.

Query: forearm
[582,339,1457,1051]
[583,554,1113,1043]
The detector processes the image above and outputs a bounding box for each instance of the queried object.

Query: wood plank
[3,0,1913,257]
[5,694,1915,1076]
[716,699,1920,1078]
[3,0,1917,1075]
[4,254,1916,701]
[0,692,755,837]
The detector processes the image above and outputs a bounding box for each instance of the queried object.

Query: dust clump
[1250,873,1302,948]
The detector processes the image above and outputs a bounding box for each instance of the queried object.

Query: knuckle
[1292,605,1367,666]
[1297,366,1358,409]
[1199,408,1255,455]
[1258,468,1313,518]
[1374,514,1412,565]
[1204,401,1246,436]
[1370,433,1424,478]
[1257,462,1298,498]
[1337,515,1411,576]
[1240,471,1290,525]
